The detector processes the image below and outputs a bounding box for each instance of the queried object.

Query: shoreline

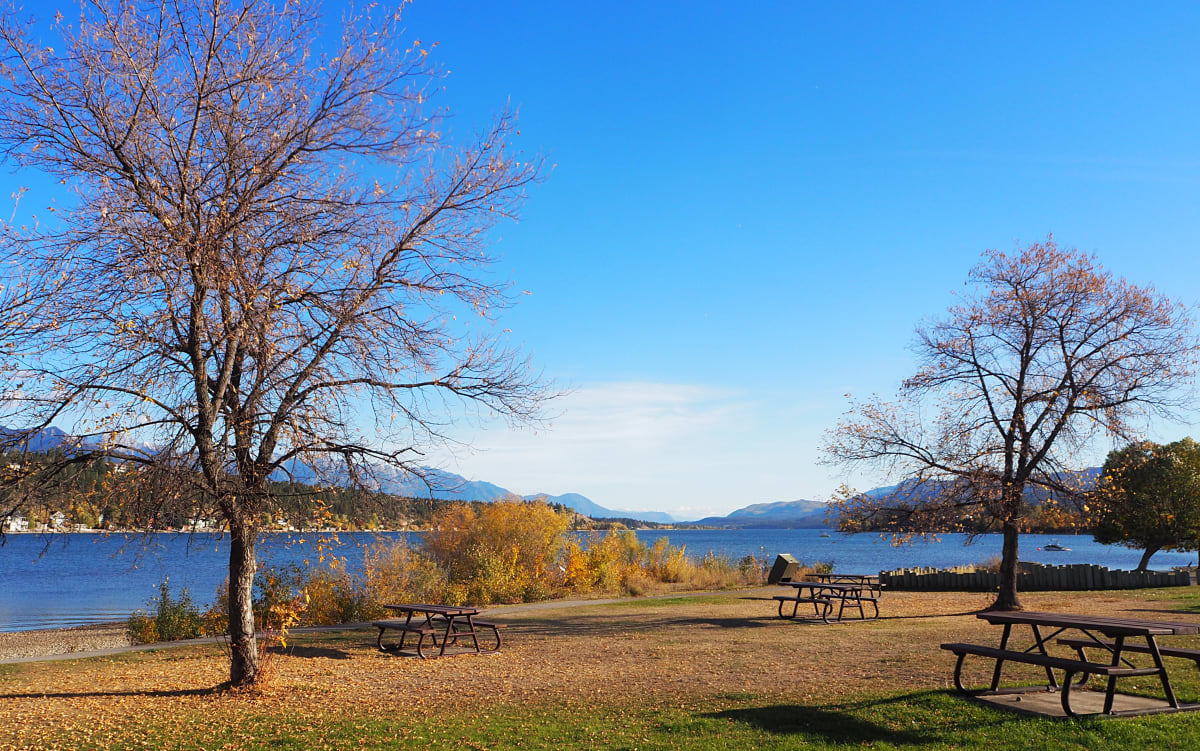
[0,622,130,661]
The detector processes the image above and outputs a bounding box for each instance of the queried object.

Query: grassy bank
[5,587,1200,749]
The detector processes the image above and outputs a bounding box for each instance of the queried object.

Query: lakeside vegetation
[8,587,1200,750]
[124,500,804,645]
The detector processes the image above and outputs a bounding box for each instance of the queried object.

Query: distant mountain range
[0,426,76,453]
[308,462,678,524]
[689,498,832,528]
[1,426,1102,528]
[0,426,676,524]
[862,469,1103,504]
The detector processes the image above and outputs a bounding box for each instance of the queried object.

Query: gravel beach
[0,623,130,661]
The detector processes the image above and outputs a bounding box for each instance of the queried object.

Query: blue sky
[393,1,1200,519]
[10,2,1200,520]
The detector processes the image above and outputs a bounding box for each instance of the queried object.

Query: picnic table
[809,573,880,587]
[773,580,879,623]
[942,611,1200,716]
[372,603,506,659]
[809,573,882,597]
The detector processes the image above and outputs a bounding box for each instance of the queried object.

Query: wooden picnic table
[808,573,882,597]
[773,580,879,623]
[372,603,506,659]
[942,611,1200,716]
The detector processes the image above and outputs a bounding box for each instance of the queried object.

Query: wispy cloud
[433,381,819,520]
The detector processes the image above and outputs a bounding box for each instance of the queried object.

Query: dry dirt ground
[1,587,1197,748]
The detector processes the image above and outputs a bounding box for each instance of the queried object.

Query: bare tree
[0,0,545,685]
[823,238,1198,611]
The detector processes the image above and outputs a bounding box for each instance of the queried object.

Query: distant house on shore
[184,517,220,532]
[49,511,68,529]
[2,514,28,532]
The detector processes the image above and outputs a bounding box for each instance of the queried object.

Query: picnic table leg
[436,615,454,657]
[1145,636,1180,709]
[397,612,416,652]
[482,624,503,652]
[464,615,482,653]
[851,591,866,620]
[988,624,1012,691]
[952,652,970,693]
[1060,671,1081,716]
[777,598,798,619]
[1030,625,1059,689]
[1099,635,1128,714]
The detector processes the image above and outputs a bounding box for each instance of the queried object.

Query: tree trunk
[992,520,1022,611]
[1136,545,1161,572]
[228,519,258,686]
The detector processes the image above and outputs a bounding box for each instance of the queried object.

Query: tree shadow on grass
[266,645,351,660]
[510,613,786,637]
[0,686,219,700]
[702,691,1013,746]
[1127,605,1200,617]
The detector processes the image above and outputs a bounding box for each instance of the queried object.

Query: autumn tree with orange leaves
[0,0,545,686]
[823,239,1197,611]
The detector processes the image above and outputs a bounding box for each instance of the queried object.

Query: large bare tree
[0,0,545,684]
[823,238,1197,611]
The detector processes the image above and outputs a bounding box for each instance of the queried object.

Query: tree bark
[992,520,1022,611]
[228,519,258,687]
[1136,545,1161,572]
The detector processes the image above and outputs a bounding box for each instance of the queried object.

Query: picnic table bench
[773,580,879,623]
[941,611,1200,716]
[373,603,506,659]
[1057,637,1200,666]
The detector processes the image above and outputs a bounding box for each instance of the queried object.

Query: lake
[0,529,1193,632]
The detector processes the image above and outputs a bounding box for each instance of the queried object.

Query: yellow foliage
[425,500,571,603]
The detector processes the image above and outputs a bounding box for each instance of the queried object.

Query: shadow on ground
[702,692,1013,745]
[268,645,351,660]
[0,686,218,700]
[1129,605,1200,617]
[705,703,927,744]
[510,614,786,636]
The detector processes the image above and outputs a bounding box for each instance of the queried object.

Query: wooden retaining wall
[879,562,1192,591]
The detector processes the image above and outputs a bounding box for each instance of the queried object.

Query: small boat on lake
[1041,541,1071,552]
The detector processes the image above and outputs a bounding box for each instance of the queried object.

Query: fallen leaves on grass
[1,588,1197,749]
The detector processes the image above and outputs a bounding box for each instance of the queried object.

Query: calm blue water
[0,529,1193,632]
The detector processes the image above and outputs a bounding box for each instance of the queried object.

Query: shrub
[201,579,229,635]
[645,537,690,583]
[362,537,447,606]
[973,555,1003,573]
[126,613,157,645]
[298,564,374,625]
[126,578,205,645]
[424,500,571,603]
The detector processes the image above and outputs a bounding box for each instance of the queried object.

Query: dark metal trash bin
[768,553,799,584]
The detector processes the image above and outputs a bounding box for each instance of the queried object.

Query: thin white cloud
[433,381,823,520]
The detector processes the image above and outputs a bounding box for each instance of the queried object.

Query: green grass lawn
[58,688,1200,751]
